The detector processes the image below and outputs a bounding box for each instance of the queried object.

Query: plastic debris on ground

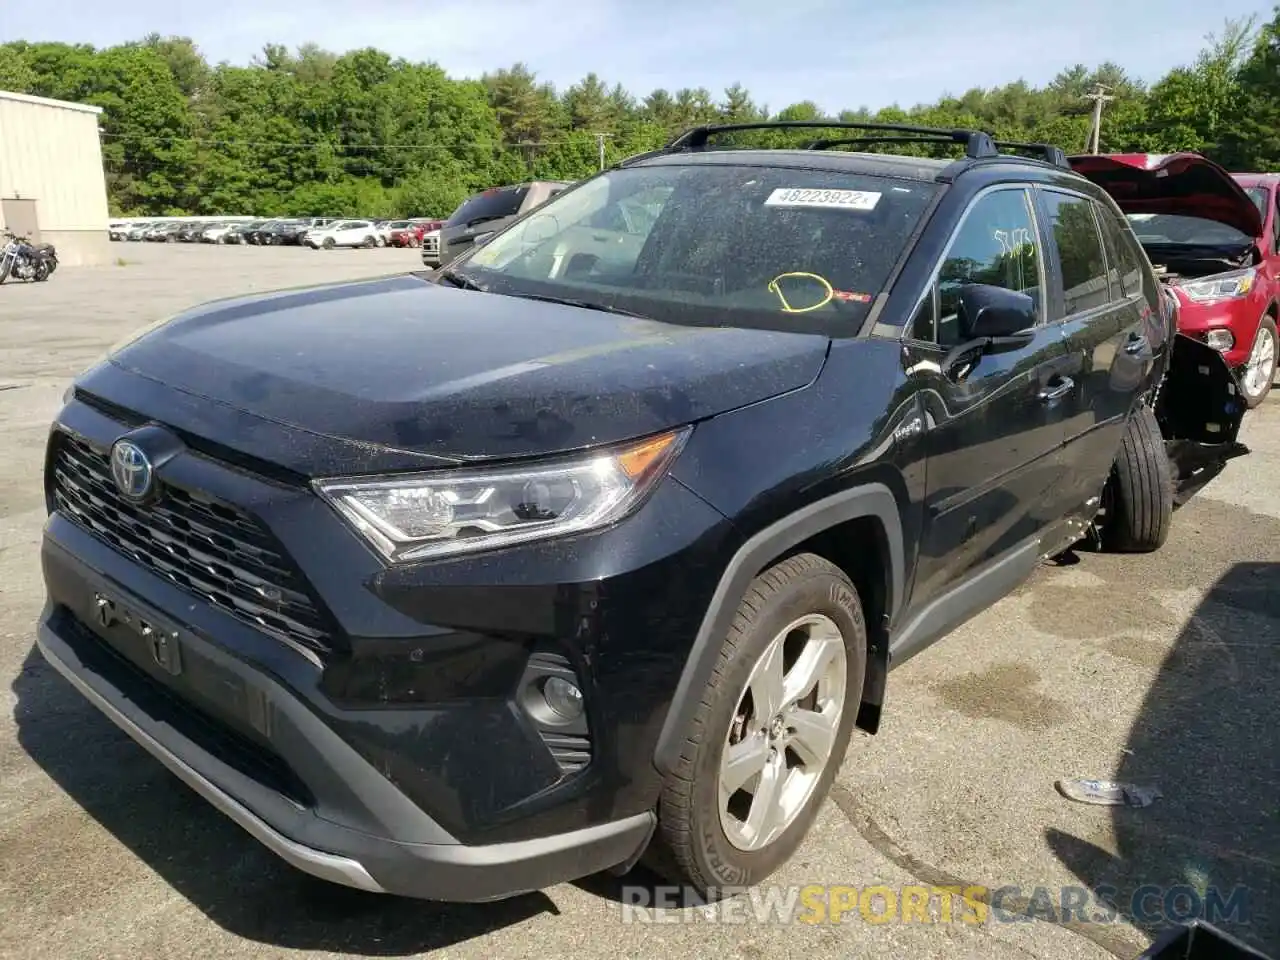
[1055,778,1163,807]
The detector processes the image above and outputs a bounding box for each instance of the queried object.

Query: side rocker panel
[652,483,904,776]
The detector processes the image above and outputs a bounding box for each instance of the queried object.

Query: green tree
[0,46,36,92]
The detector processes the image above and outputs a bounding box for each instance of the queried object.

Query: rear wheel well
[766,516,891,734]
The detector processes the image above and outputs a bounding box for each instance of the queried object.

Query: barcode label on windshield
[764,188,882,211]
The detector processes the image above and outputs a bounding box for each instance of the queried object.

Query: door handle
[1038,376,1074,401]
[1124,334,1149,355]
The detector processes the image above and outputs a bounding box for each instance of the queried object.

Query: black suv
[36,122,1248,903]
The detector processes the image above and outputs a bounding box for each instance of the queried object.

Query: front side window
[1042,191,1109,316]
[453,164,939,335]
[925,188,1042,346]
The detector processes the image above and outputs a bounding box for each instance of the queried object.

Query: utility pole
[596,133,606,171]
[1084,84,1114,155]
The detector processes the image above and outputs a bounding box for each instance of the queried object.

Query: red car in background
[388,219,445,248]
[1069,152,1279,407]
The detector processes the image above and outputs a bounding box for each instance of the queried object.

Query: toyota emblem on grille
[109,438,154,501]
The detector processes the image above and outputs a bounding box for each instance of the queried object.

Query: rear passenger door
[1036,188,1151,514]
[904,185,1073,623]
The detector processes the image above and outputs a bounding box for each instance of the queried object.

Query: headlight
[1178,268,1256,302]
[1205,328,1235,352]
[315,428,690,563]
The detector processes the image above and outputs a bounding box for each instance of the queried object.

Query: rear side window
[1041,191,1109,316]
[1097,211,1146,299]
[447,187,531,227]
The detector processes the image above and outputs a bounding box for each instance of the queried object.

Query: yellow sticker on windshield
[764,188,881,211]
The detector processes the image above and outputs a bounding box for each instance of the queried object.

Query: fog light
[543,677,584,720]
[1205,328,1234,352]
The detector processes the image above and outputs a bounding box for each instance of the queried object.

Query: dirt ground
[1,243,1277,960]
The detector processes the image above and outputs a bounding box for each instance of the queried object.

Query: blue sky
[0,0,1270,112]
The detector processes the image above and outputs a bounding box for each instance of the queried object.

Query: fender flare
[652,483,905,776]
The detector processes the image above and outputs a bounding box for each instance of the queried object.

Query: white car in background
[199,222,235,244]
[303,220,382,250]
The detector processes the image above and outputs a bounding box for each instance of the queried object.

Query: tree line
[1,9,1279,219]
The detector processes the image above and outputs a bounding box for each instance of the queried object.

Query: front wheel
[650,553,866,898]
[1240,316,1277,408]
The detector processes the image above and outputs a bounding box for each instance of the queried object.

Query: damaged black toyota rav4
[38,122,1249,902]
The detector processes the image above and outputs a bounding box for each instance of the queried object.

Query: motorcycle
[0,233,57,284]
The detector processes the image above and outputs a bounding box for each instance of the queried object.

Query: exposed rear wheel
[1101,404,1174,553]
[650,553,866,898]
[1241,316,1277,408]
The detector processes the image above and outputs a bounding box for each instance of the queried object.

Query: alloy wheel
[718,613,847,852]
[1243,325,1277,400]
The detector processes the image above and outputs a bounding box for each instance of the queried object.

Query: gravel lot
[1,243,1277,960]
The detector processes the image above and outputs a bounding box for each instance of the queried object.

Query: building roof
[0,89,103,116]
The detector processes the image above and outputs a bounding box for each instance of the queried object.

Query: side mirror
[957,284,1037,340]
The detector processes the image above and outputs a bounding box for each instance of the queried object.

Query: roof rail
[663,121,1072,170]
[991,140,1071,169]
[665,121,1000,160]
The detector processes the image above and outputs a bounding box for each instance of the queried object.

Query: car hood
[100,274,829,470]
[1067,152,1263,238]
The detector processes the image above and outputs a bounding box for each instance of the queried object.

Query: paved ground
[1,244,1276,960]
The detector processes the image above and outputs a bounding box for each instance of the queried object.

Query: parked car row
[107,216,446,253]
[105,179,578,272]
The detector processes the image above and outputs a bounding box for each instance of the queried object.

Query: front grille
[51,433,332,656]
[422,235,439,256]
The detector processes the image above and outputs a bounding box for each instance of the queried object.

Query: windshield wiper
[435,267,484,290]
[503,292,652,319]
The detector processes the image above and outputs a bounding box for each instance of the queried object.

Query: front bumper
[37,531,656,900]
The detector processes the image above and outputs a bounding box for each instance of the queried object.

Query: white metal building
[0,90,111,267]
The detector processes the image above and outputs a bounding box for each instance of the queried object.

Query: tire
[650,553,867,899]
[322,237,335,250]
[1102,404,1174,553]
[1240,315,1277,408]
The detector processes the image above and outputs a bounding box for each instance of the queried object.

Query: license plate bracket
[91,589,184,677]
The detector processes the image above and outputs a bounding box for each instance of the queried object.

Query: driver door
[902,186,1074,631]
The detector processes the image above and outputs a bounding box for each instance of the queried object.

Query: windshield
[389,221,412,229]
[447,187,530,228]
[1125,213,1253,248]
[451,163,938,334]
